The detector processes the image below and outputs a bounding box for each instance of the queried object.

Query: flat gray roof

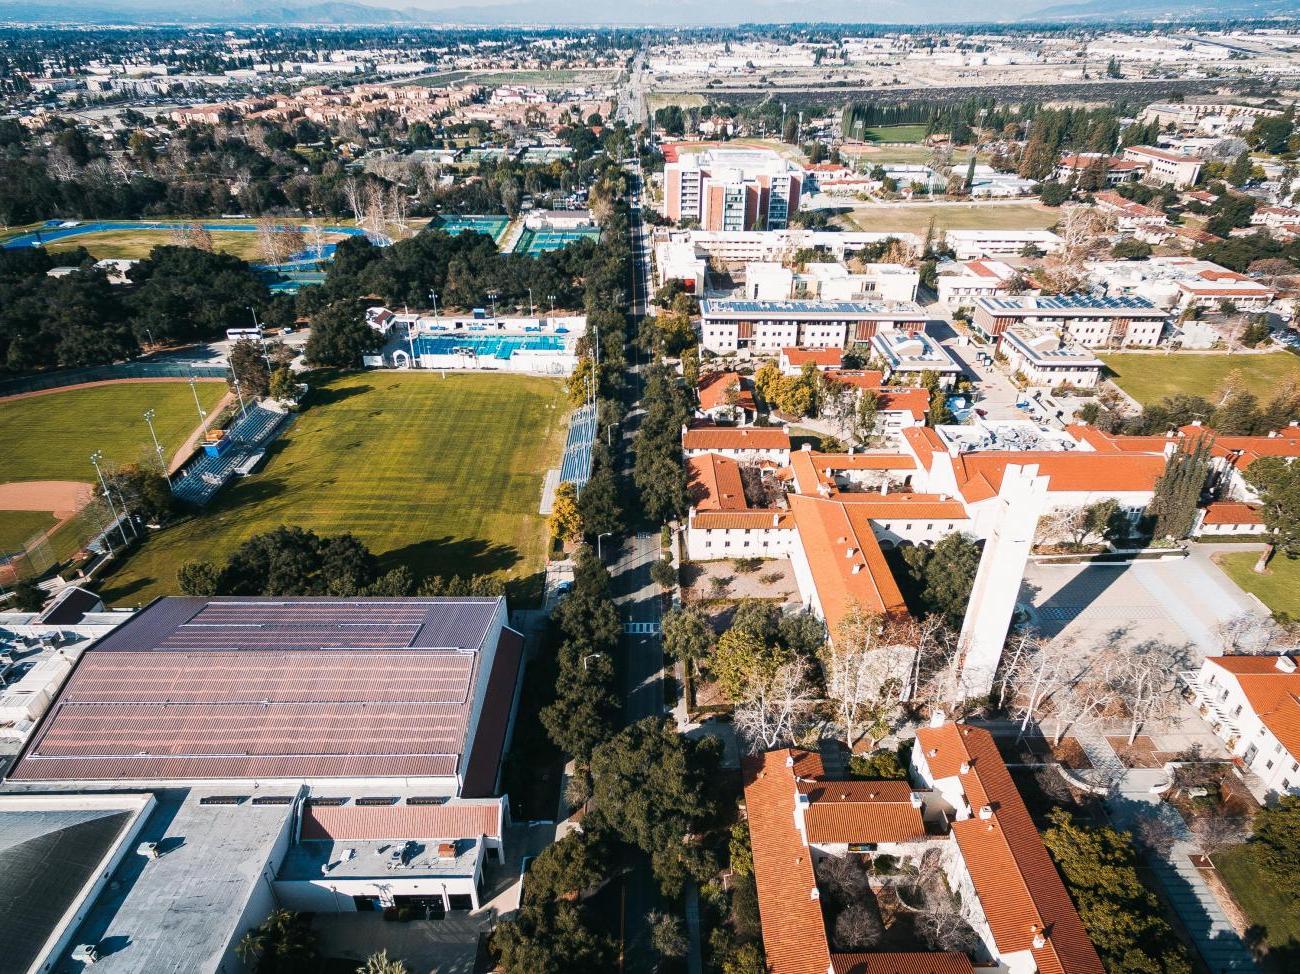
[63,791,294,974]
[278,835,482,884]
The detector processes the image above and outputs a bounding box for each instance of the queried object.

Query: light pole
[607,423,615,447]
[188,374,209,433]
[487,289,499,321]
[429,289,439,320]
[233,373,248,419]
[597,532,612,561]
[90,451,129,548]
[548,293,556,317]
[143,409,167,480]
[527,286,535,318]
[582,652,605,671]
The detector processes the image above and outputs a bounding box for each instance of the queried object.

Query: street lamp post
[597,532,612,561]
[582,652,605,671]
[528,286,535,318]
[90,451,130,548]
[188,374,209,433]
[143,409,167,481]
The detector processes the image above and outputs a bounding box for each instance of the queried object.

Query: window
[1267,759,1275,770]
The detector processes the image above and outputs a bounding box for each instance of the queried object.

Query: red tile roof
[693,510,794,530]
[952,452,1166,502]
[1202,501,1263,526]
[687,453,748,510]
[743,749,833,974]
[798,779,926,844]
[683,424,791,452]
[788,494,908,635]
[836,494,969,521]
[302,800,503,841]
[830,954,974,974]
[698,371,756,412]
[917,724,1105,974]
[783,346,844,368]
[1180,425,1300,470]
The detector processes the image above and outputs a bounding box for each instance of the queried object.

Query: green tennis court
[514,226,601,255]
[428,215,511,243]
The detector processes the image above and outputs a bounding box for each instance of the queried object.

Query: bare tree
[1214,612,1300,656]
[1119,640,1187,745]
[342,177,365,224]
[823,606,912,750]
[815,853,870,904]
[912,850,982,953]
[995,629,1044,712]
[1189,806,1248,861]
[733,658,815,753]
[833,902,885,951]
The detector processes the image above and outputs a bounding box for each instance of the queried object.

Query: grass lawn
[843,144,935,166]
[1217,550,1300,619]
[842,202,1059,236]
[0,511,56,553]
[0,380,226,483]
[1102,351,1300,406]
[1214,843,1300,972]
[96,371,569,607]
[860,124,929,143]
[43,228,346,262]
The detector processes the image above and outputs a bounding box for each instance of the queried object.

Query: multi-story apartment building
[662,148,803,230]
[971,294,1168,348]
[699,299,928,353]
[1122,146,1205,189]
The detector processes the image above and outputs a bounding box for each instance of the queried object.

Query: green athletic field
[0,381,227,483]
[0,511,56,554]
[1101,351,1300,407]
[96,371,569,607]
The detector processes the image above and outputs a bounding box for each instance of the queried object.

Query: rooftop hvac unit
[72,944,99,964]
[138,841,160,860]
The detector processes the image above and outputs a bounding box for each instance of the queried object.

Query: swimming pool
[412,334,566,360]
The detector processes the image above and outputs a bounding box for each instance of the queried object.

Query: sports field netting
[427,215,511,243]
[412,334,566,360]
[513,226,601,255]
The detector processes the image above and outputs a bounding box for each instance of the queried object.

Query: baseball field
[95,371,569,606]
[0,380,227,566]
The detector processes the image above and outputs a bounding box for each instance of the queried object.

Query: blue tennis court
[413,334,566,360]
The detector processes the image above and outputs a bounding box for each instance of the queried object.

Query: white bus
[226,327,263,342]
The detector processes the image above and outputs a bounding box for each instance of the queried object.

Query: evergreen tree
[1148,437,1213,540]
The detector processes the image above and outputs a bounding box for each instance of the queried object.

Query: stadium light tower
[528,287,535,318]
[548,294,556,317]
[90,451,130,548]
[487,289,500,321]
[429,289,439,319]
[143,409,167,481]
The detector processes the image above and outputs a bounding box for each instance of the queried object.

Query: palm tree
[358,950,409,974]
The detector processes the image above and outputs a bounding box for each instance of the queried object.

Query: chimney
[802,442,813,452]
[1269,430,1280,438]
[911,792,924,808]
[1033,932,1047,950]
[851,564,863,574]
[959,762,971,775]
[849,445,855,455]
[881,481,890,495]
[772,513,780,528]
[810,886,820,900]
[929,710,947,728]
[928,747,939,757]
[845,547,857,558]
[979,804,994,819]
[785,754,795,767]
[1276,655,1297,673]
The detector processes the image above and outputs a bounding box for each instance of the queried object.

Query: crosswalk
[624,621,660,635]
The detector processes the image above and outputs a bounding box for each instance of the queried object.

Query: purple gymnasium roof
[8,597,520,785]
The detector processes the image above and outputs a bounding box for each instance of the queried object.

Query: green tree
[10,579,45,612]
[1148,437,1213,540]
[177,560,220,596]
[1227,150,1254,187]
[1246,794,1300,902]
[269,367,297,403]
[710,627,790,703]
[304,299,380,368]
[661,605,714,668]
[106,464,176,524]
[1042,810,1192,974]
[492,900,613,974]
[650,912,688,958]
[576,464,622,538]
[236,910,319,974]
[1246,456,1300,561]
[229,338,271,398]
[522,831,607,904]
[650,557,677,589]
[589,717,723,895]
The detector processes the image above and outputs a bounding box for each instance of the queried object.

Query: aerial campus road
[610,157,668,974]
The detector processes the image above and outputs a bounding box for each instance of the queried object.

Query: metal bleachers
[170,403,288,507]
[559,403,598,490]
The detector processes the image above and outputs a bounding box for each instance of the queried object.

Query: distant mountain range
[1,0,1292,26]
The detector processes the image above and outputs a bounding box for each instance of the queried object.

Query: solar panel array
[8,596,508,782]
[978,294,1159,312]
[560,402,598,489]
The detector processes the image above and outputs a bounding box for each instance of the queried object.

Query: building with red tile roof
[682,422,792,464]
[697,371,757,424]
[743,726,1103,974]
[1185,655,1300,799]
[912,721,1105,974]
[1194,501,1265,538]
[781,346,844,373]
